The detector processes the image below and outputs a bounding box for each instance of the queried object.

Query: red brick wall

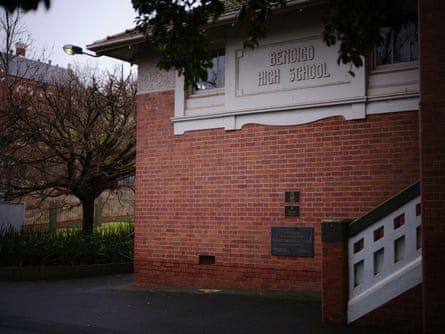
[419,0,445,332]
[134,89,419,291]
[321,232,349,324]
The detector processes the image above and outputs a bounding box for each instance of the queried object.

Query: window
[375,13,418,66]
[196,49,225,90]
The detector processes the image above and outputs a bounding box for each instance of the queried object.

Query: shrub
[0,222,134,266]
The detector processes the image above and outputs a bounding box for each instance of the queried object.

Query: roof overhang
[87,30,146,65]
[87,0,323,64]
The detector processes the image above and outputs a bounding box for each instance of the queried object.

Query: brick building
[89,0,444,332]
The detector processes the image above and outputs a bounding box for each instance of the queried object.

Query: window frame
[374,9,418,69]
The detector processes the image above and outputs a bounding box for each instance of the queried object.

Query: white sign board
[228,36,365,112]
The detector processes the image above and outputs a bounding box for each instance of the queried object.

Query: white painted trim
[172,100,368,135]
[173,115,236,135]
[174,74,185,118]
[172,93,418,135]
[366,94,419,115]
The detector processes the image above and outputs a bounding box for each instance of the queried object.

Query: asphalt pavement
[0,274,398,333]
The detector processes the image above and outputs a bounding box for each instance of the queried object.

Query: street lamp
[63,44,99,57]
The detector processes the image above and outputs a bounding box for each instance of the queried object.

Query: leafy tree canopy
[323,0,407,68]
[132,0,410,88]
[0,0,50,12]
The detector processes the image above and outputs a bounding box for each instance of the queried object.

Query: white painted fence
[347,185,421,323]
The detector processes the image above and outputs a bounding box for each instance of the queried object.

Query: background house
[88,0,444,332]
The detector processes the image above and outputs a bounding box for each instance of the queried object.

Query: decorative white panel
[228,35,365,111]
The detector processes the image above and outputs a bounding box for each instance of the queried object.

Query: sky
[21,0,138,74]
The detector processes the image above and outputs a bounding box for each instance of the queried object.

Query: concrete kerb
[0,262,133,281]
[119,283,322,302]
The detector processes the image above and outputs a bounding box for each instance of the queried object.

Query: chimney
[15,41,26,57]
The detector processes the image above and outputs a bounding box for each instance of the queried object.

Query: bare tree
[0,8,28,200]
[0,9,22,110]
[0,8,136,234]
[2,68,136,234]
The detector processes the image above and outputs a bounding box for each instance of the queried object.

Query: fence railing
[347,182,421,323]
[25,198,134,229]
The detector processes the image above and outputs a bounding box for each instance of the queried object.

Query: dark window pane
[376,27,393,65]
[197,49,225,90]
[375,12,418,66]
[410,21,419,61]
[394,24,411,62]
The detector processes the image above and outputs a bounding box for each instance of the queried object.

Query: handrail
[349,182,420,237]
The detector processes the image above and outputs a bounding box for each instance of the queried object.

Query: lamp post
[63,44,99,58]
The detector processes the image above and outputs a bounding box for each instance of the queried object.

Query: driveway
[0,274,396,333]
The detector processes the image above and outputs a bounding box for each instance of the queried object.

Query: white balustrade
[347,196,422,323]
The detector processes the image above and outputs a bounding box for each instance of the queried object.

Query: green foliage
[0,222,134,266]
[322,0,407,71]
[133,0,286,89]
[133,0,407,87]
[0,0,50,12]
[133,0,225,89]
[238,0,287,49]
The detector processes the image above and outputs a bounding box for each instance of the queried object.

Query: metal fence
[24,198,134,229]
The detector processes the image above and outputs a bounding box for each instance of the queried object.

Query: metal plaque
[285,206,300,217]
[285,191,300,203]
[271,227,314,257]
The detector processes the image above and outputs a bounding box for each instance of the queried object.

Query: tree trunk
[81,196,96,234]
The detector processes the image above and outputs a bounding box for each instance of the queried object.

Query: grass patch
[0,222,134,266]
